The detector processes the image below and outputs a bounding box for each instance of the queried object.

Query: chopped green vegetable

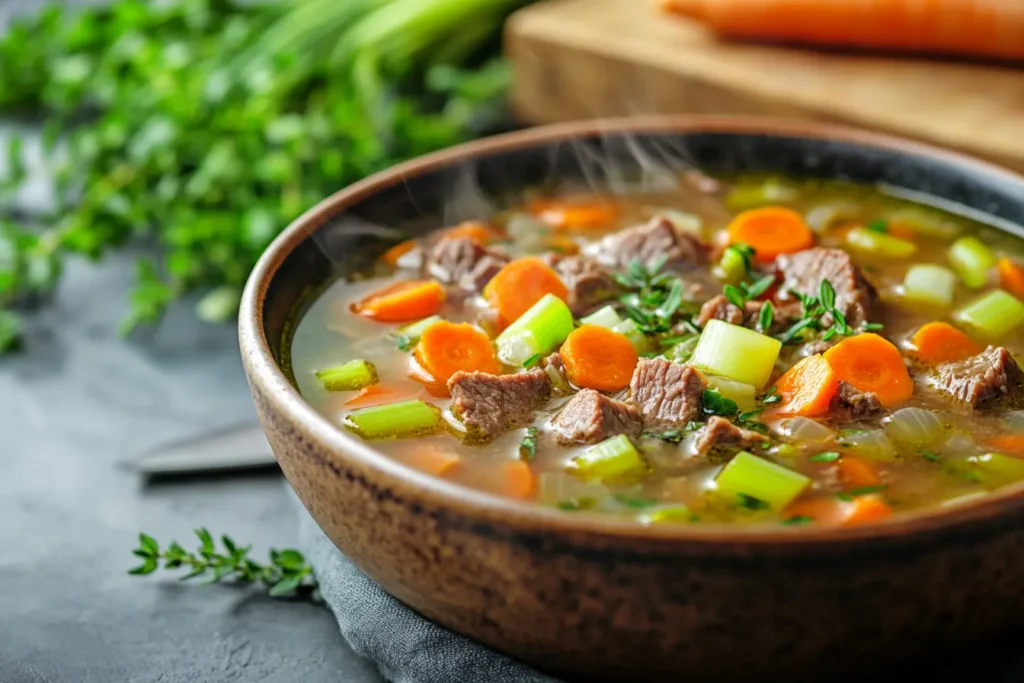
[866,219,889,234]
[519,427,539,461]
[704,375,756,411]
[955,289,1024,339]
[393,315,444,350]
[345,400,442,440]
[715,451,811,510]
[616,259,694,335]
[522,353,542,368]
[637,505,694,525]
[666,334,699,362]
[613,494,659,509]
[570,434,646,482]
[921,450,943,463]
[781,515,814,526]
[757,301,774,334]
[496,294,574,366]
[581,305,621,329]
[702,388,739,418]
[735,493,770,511]
[691,319,782,389]
[809,451,841,463]
[612,318,652,352]
[846,227,917,258]
[901,264,957,308]
[968,453,1024,481]
[848,485,888,497]
[315,360,378,392]
[949,236,996,288]
[714,244,753,283]
[726,178,799,210]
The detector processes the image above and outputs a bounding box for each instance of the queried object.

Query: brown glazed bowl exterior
[240,117,1024,681]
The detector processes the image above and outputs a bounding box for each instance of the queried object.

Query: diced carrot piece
[887,222,916,240]
[823,333,913,407]
[543,233,580,255]
[344,384,419,410]
[726,206,814,263]
[351,280,445,323]
[484,257,568,327]
[836,455,881,489]
[380,239,417,266]
[771,354,839,418]
[844,495,893,526]
[784,493,892,527]
[983,434,1024,457]
[414,321,500,383]
[496,460,537,500]
[440,220,503,245]
[559,325,639,392]
[908,321,981,365]
[530,197,619,232]
[998,257,1024,300]
[403,447,461,477]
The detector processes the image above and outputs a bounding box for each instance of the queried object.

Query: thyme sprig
[615,257,696,335]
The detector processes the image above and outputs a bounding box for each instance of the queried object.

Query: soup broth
[291,176,1024,528]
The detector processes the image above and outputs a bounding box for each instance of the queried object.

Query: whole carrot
[659,0,1024,61]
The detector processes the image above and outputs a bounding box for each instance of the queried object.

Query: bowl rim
[240,114,1024,549]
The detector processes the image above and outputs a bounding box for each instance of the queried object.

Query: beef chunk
[546,255,617,316]
[426,237,508,291]
[933,346,1024,408]
[697,294,744,327]
[694,416,768,455]
[551,389,643,445]
[777,248,878,327]
[629,357,707,430]
[829,381,884,422]
[597,217,706,271]
[448,369,550,441]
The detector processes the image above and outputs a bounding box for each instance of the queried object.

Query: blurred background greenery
[0,0,534,353]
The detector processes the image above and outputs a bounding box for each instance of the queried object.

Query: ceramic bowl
[239,117,1024,681]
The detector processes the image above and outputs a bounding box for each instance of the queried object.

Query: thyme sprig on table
[129,528,319,601]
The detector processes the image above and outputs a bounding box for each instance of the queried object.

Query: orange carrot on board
[998,257,1024,300]
[823,333,913,407]
[784,494,892,527]
[484,257,569,327]
[414,321,501,383]
[559,325,639,392]
[908,321,981,365]
[440,220,503,245]
[836,455,882,489]
[983,434,1024,457]
[726,206,814,263]
[658,0,1024,62]
[530,197,619,232]
[380,239,417,266]
[771,354,839,418]
[351,280,445,323]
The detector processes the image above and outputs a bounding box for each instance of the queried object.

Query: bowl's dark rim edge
[239,115,1024,552]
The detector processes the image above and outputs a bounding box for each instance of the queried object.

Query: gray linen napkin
[295,496,562,683]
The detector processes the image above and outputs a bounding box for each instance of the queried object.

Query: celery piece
[949,236,996,288]
[581,305,621,329]
[571,434,645,481]
[704,374,756,411]
[726,178,799,210]
[713,246,748,284]
[612,318,651,353]
[715,451,811,510]
[496,294,574,366]
[345,400,441,440]
[887,207,962,240]
[690,319,781,389]
[805,201,858,233]
[315,359,378,392]
[845,227,917,258]
[395,315,443,345]
[955,289,1024,340]
[968,453,1024,482]
[902,264,956,308]
[638,504,693,525]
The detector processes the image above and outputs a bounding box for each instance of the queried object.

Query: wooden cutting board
[506,0,1024,172]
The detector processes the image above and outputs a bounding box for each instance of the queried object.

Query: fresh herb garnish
[644,430,684,443]
[613,493,659,509]
[392,335,416,352]
[781,515,814,526]
[723,284,746,308]
[758,301,774,333]
[519,427,539,461]
[809,451,841,463]
[702,388,739,417]
[129,529,317,600]
[849,485,888,497]
[760,386,781,405]
[556,497,597,511]
[863,322,885,331]
[776,278,853,345]
[725,243,756,274]
[866,218,889,234]
[920,450,942,463]
[522,353,542,369]
[736,493,770,511]
[616,258,696,335]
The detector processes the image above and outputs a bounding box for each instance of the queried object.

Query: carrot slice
[983,434,1024,457]
[495,460,537,500]
[380,239,417,266]
[543,233,580,255]
[559,325,639,392]
[784,493,892,527]
[887,222,916,240]
[401,446,461,477]
[440,220,502,245]
[908,322,981,365]
[836,455,881,489]
[998,257,1024,300]
[771,354,839,418]
[344,384,419,410]
[844,495,893,526]
[484,257,568,327]
[414,321,500,383]
[822,333,913,407]
[352,280,445,323]
[530,197,619,232]
[726,206,814,263]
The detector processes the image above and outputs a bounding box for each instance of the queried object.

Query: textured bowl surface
[240,117,1024,681]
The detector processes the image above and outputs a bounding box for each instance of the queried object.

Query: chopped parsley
[781,515,814,526]
[702,388,739,417]
[518,427,539,461]
[866,218,889,234]
[522,353,542,369]
[391,334,416,352]
[758,301,774,333]
[839,484,888,501]
[921,450,943,463]
[809,451,841,463]
[776,278,853,345]
[736,493,770,511]
[613,494,659,509]
[616,258,696,335]
[760,386,781,405]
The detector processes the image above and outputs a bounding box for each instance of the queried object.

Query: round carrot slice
[484,257,568,327]
[907,321,981,365]
[414,321,500,383]
[439,220,503,245]
[559,325,639,392]
[726,206,814,263]
[530,197,619,232]
[822,333,913,407]
[772,354,840,418]
[351,280,445,323]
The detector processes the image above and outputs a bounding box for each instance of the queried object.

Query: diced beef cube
[426,237,508,291]
[545,255,618,317]
[551,389,643,445]
[541,353,573,395]
[597,217,706,271]
[933,346,1024,408]
[829,381,884,422]
[777,248,878,327]
[694,416,768,455]
[696,294,744,327]
[629,357,707,430]
[448,368,550,441]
